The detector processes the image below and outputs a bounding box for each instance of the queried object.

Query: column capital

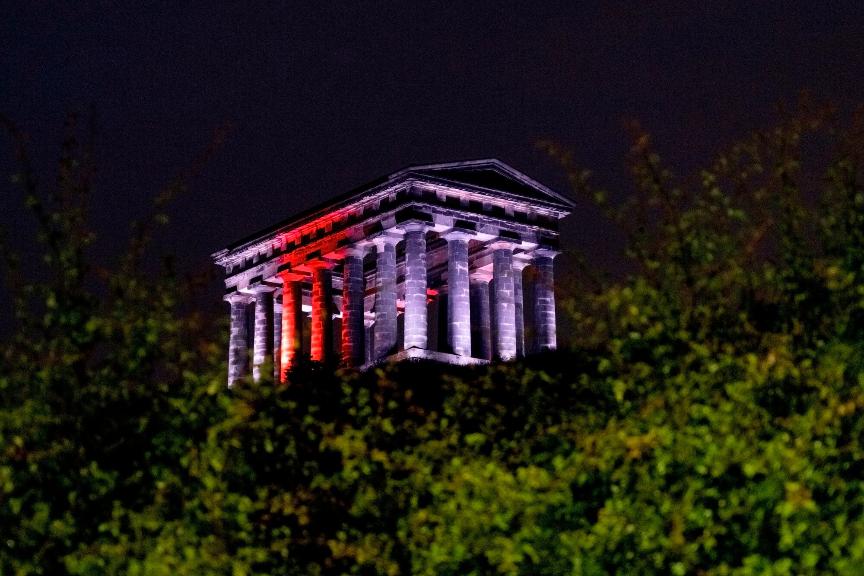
[512,256,531,271]
[346,244,372,258]
[300,257,336,271]
[277,270,307,283]
[442,229,474,242]
[224,291,251,304]
[337,242,374,259]
[533,248,560,260]
[401,221,429,234]
[247,282,278,294]
[488,238,518,252]
[470,270,492,283]
[371,232,402,249]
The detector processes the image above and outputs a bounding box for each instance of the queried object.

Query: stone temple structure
[212,159,574,385]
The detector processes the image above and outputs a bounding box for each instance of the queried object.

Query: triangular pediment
[398,159,575,209]
[216,158,573,256]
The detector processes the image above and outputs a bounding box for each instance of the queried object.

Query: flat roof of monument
[219,158,575,253]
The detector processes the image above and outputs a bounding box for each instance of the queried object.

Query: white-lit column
[491,243,517,360]
[226,292,251,387]
[341,247,366,366]
[533,249,558,351]
[444,230,472,356]
[273,297,282,380]
[251,286,276,381]
[403,224,428,350]
[513,259,529,358]
[470,278,491,360]
[373,235,399,359]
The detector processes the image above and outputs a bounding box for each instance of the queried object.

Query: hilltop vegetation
[1,99,863,575]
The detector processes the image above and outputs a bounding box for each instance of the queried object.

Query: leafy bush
[1,99,863,574]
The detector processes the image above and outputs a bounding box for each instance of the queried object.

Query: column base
[361,347,490,369]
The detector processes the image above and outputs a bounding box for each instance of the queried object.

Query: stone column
[341,247,366,366]
[470,279,491,360]
[492,244,517,360]
[279,275,304,380]
[311,265,334,363]
[226,293,251,387]
[251,286,275,381]
[444,231,472,356]
[533,250,558,351]
[403,224,428,350]
[513,260,529,358]
[364,320,375,365]
[373,235,399,359]
[273,299,282,380]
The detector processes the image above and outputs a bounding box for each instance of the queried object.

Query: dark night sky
[2,2,864,325]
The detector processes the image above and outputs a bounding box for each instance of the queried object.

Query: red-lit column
[279,272,304,381]
[341,247,367,366]
[310,264,334,363]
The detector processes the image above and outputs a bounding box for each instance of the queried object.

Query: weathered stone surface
[403,228,428,349]
[273,302,282,380]
[470,279,491,360]
[513,261,528,358]
[226,293,251,386]
[374,238,398,359]
[364,322,375,365]
[341,253,365,366]
[445,233,471,356]
[213,161,573,371]
[489,278,497,358]
[492,247,516,360]
[280,278,303,380]
[311,267,333,362]
[252,288,275,382]
[428,293,441,352]
[533,252,557,351]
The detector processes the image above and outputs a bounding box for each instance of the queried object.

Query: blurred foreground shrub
[1,101,863,574]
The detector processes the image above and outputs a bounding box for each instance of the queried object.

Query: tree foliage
[2,99,863,574]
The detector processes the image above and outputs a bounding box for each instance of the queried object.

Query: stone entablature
[212,159,574,385]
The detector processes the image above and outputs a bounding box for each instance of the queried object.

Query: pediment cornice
[212,159,573,272]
